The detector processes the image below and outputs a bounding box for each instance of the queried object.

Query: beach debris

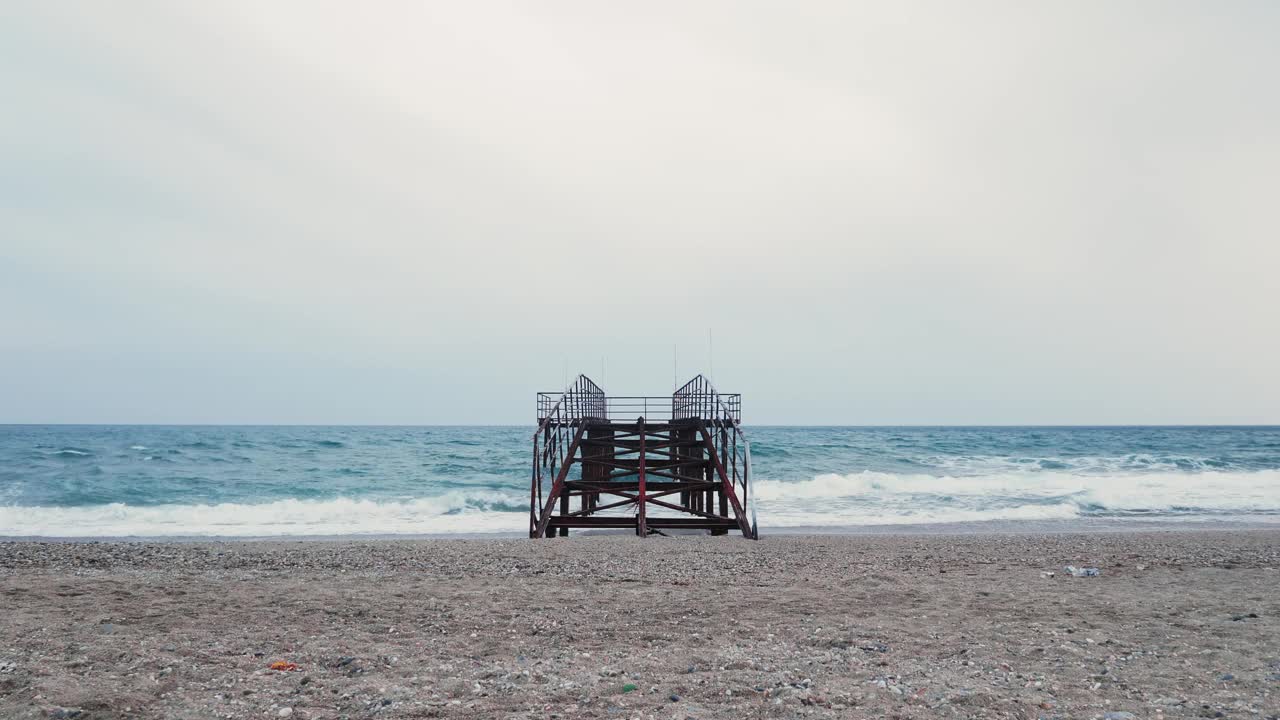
[269,661,299,672]
[621,683,637,693]
[48,709,84,719]
[1065,565,1101,577]
[1102,713,1135,720]
[333,656,364,676]
[669,693,680,702]
[277,708,293,718]
[1220,673,1235,681]
[1040,571,1055,579]
[0,659,15,673]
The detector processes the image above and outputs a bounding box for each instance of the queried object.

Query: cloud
[2,1,1277,423]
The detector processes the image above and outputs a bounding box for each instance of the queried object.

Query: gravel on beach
[2,530,1279,719]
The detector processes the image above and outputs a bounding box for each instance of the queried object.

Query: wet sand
[2,530,1279,719]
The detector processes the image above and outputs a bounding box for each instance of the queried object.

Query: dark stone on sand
[669,693,680,702]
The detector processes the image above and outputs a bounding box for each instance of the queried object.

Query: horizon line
[3,422,1279,429]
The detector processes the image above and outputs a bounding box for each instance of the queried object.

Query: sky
[2,1,1278,425]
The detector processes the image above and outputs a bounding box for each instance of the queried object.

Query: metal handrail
[672,374,755,538]
[531,375,606,536]
[533,375,605,437]
[540,393,742,423]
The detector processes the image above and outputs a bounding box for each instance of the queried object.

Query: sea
[2,425,1279,538]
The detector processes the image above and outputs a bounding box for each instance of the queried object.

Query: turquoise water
[2,425,1279,536]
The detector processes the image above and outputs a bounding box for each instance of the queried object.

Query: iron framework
[530,374,757,539]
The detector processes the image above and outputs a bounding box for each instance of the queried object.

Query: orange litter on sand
[269,661,299,672]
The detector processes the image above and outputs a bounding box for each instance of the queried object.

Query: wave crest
[0,492,528,538]
[4,469,1278,537]
[751,469,1280,527]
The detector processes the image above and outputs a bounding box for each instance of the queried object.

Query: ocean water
[1,425,1279,537]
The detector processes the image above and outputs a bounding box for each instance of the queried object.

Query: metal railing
[673,375,755,538]
[538,394,741,423]
[672,375,741,422]
[530,375,605,536]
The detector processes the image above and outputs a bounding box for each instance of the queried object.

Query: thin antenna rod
[708,328,714,385]
[673,344,678,391]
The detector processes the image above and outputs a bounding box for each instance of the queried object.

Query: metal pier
[530,375,757,539]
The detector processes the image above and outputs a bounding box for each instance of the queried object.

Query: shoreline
[3,516,1279,544]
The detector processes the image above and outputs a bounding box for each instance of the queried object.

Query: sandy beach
[2,530,1278,719]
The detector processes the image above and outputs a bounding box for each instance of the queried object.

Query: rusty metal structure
[530,374,757,539]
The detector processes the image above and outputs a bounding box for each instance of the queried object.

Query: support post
[637,417,647,537]
[559,491,569,537]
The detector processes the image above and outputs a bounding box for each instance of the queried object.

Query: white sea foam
[752,469,1280,526]
[3,470,1278,537]
[0,494,529,538]
[760,501,1086,527]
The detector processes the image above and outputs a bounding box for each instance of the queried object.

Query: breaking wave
[752,469,1280,527]
[0,493,530,538]
[5,426,1280,537]
[4,469,1277,538]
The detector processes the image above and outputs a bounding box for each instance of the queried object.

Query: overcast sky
[2,1,1277,425]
